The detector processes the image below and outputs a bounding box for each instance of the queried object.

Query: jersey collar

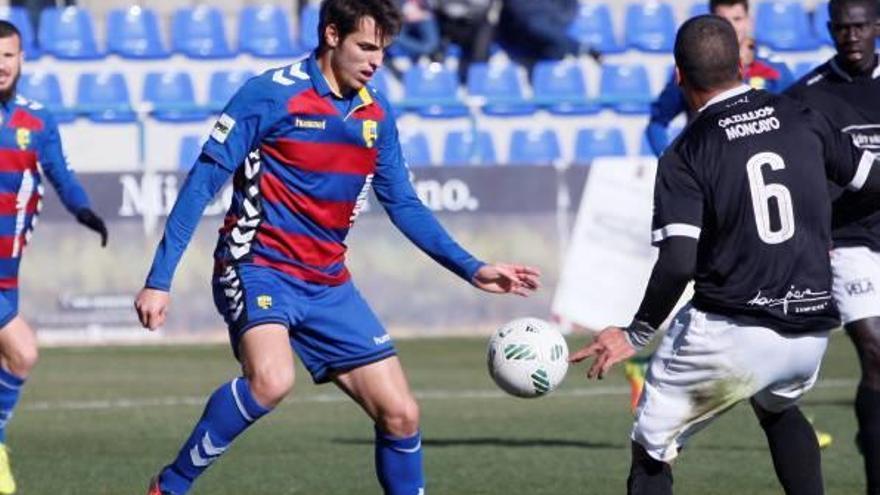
[306,52,339,98]
[828,51,880,81]
[698,84,752,113]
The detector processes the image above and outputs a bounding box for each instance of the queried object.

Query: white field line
[20,378,857,413]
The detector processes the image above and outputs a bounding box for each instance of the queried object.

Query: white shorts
[831,246,880,325]
[631,304,829,463]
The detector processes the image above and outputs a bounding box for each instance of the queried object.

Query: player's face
[0,35,22,96]
[829,3,879,73]
[713,4,751,45]
[327,16,389,94]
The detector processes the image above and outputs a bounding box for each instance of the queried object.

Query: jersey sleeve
[371,107,484,282]
[651,148,704,245]
[201,77,284,172]
[36,110,90,214]
[813,109,877,191]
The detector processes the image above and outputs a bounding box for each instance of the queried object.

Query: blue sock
[0,367,24,444]
[375,427,425,495]
[160,377,270,494]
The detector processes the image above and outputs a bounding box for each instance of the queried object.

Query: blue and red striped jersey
[146,53,482,290]
[0,95,89,289]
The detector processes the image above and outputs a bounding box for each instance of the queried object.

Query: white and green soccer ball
[487,317,569,398]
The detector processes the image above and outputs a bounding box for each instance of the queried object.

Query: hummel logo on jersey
[272,62,309,86]
[373,334,391,345]
[845,278,875,297]
[211,113,236,143]
[295,117,326,130]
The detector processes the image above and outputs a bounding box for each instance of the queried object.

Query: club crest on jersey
[363,120,378,148]
[256,295,272,309]
[16,128,30,150]
[748,76,767,90]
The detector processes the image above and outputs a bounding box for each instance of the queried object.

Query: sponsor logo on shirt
[845,278,875,297]
[747,286,832,314]
[211,113,236,144]
[842,125,880,150]
[294,117,326,130]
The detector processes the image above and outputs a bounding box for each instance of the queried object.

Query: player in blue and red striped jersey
[0,20,107,495]
[644,0,794,158]
[134,1,540,494]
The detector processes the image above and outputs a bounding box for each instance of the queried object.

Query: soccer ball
[487,317,569,398]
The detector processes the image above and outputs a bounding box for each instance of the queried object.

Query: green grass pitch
[10,332,864,494]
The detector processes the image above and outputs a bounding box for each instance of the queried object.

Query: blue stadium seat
[179,135,203,170]
[812,1,832,46]
[599,64,652,114]
[403,63,468,118]
[531,60,599,115]
[369,70,392,98]
[624,2,676,52]
[755,0,819,51]
[792,60,821,81]
[400,132,432,166]
[467,63,535,116]
[144,72,210,123]
[208,70,255,112]
[575,128,626,163]
[508,129,561,165]
[171,6,234,59]
[689,2,710,17]
[107,6,168,59]
[0,7,40,59]
[76,73,136,123]
[300,2,321,51]
[239,5,300,58]
[567,3,623,54]
[19,73,75,122]
[640,126,683,156]
[443,130,497,165]
[39,7,102,60]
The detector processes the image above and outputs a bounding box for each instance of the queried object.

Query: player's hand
[135,287,171,331]
[472,263,541,296]
[76,208,108,247]
[569,326,636,379]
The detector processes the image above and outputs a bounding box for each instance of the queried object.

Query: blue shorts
[212,264,395,383]
[0,290,18,329]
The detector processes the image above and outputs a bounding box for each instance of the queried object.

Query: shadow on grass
[333,437,622,449]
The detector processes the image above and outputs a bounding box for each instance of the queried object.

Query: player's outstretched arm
[134,287,170,331]
[471,263,541,296]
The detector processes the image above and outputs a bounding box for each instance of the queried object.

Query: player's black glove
[76,208,108,247]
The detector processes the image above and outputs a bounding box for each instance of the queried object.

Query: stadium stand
[624,2,676,52]
[509,129,561,165]
[575,128,627,162]
[443,130,497,165]
[0,6,40,59]
[39,7,103,60]
[567,3,624,54]
[107,6,169,59]
[400,132,433,166]
[171,6,234,59]
[755,0,820,51]
[467,63,536,116]
[531,60,598,115]
[238,5,300,58]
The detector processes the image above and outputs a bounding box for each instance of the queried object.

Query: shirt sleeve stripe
[847,150,876,191]
[651,223,701,243]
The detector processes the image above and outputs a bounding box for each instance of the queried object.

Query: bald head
[675,15,741,92]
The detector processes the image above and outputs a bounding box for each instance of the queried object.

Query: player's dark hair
[829,0,879,20]
[674,15,741,92]
[709,0,749,13]
[0,21,21,44]
[317,0,402,52]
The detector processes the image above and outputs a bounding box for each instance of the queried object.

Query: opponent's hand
[569,326,636,379]
[135,288,171,331]
[472,263,541,296]
[75,208,108,247]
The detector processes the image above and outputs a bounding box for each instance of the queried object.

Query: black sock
[627,441,673,495]
[755,405,823,495]
[856,386,880,495]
